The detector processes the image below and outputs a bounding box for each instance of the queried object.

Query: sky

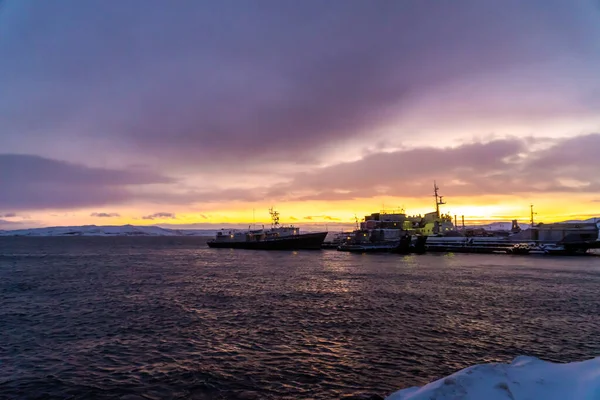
[1,0,600,230]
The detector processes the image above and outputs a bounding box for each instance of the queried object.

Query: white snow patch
[386,356,600,400]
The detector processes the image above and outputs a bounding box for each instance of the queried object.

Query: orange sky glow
[7,192,598,231]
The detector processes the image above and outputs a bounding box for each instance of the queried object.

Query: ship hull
[337,242,399,253]
[207,232,328,250]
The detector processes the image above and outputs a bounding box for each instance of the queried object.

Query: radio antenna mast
[433,181,446,218]
[530,204,537,227]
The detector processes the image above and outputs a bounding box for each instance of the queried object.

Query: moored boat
[335,182,600,256]
[207,208,328,250]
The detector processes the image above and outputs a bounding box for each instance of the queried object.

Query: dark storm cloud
[90,212,121,218]
[1,0,599,169]
[0,154,173,210]
[142,212,176,220]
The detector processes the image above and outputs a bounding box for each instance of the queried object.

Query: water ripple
[1,237,600,399]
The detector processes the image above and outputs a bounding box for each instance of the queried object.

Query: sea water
[1,237,600,399]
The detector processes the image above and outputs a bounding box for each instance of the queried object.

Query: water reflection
[1,237,600,399]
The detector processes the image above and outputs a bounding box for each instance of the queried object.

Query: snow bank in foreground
[386,356,600,400]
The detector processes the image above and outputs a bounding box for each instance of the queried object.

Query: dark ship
[207,208,328,250]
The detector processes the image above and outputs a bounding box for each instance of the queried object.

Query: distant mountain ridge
[0,224,217,237]
[472,217,600,231]
[560,217,600,224]
[1,218,599,237]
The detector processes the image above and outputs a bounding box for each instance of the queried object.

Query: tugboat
[207,208,328,250]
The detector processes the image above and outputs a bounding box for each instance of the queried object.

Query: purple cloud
[303,215,340,221]
[0,1,599,173]
[90,212,121,218]
[0,154,173,210]
[142,212,176,220]
[0,218,40,230]
[179,134,600,202]
[284,134,600,199]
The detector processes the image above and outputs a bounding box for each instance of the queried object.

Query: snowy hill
[470,222,531,231]
[561,217,600,224]
[0,225,216,237]
[386,356,600,400]
[1,217,598,237]
[470,217,600,231]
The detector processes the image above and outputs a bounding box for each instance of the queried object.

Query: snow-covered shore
[0,225,216,237]
[386,356,600,400]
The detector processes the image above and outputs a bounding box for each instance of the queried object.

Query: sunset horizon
[3,190,599,231]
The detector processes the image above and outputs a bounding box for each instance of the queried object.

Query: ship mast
[530,204,536,227]
[269,207,280,228]
[433,181,446,218]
